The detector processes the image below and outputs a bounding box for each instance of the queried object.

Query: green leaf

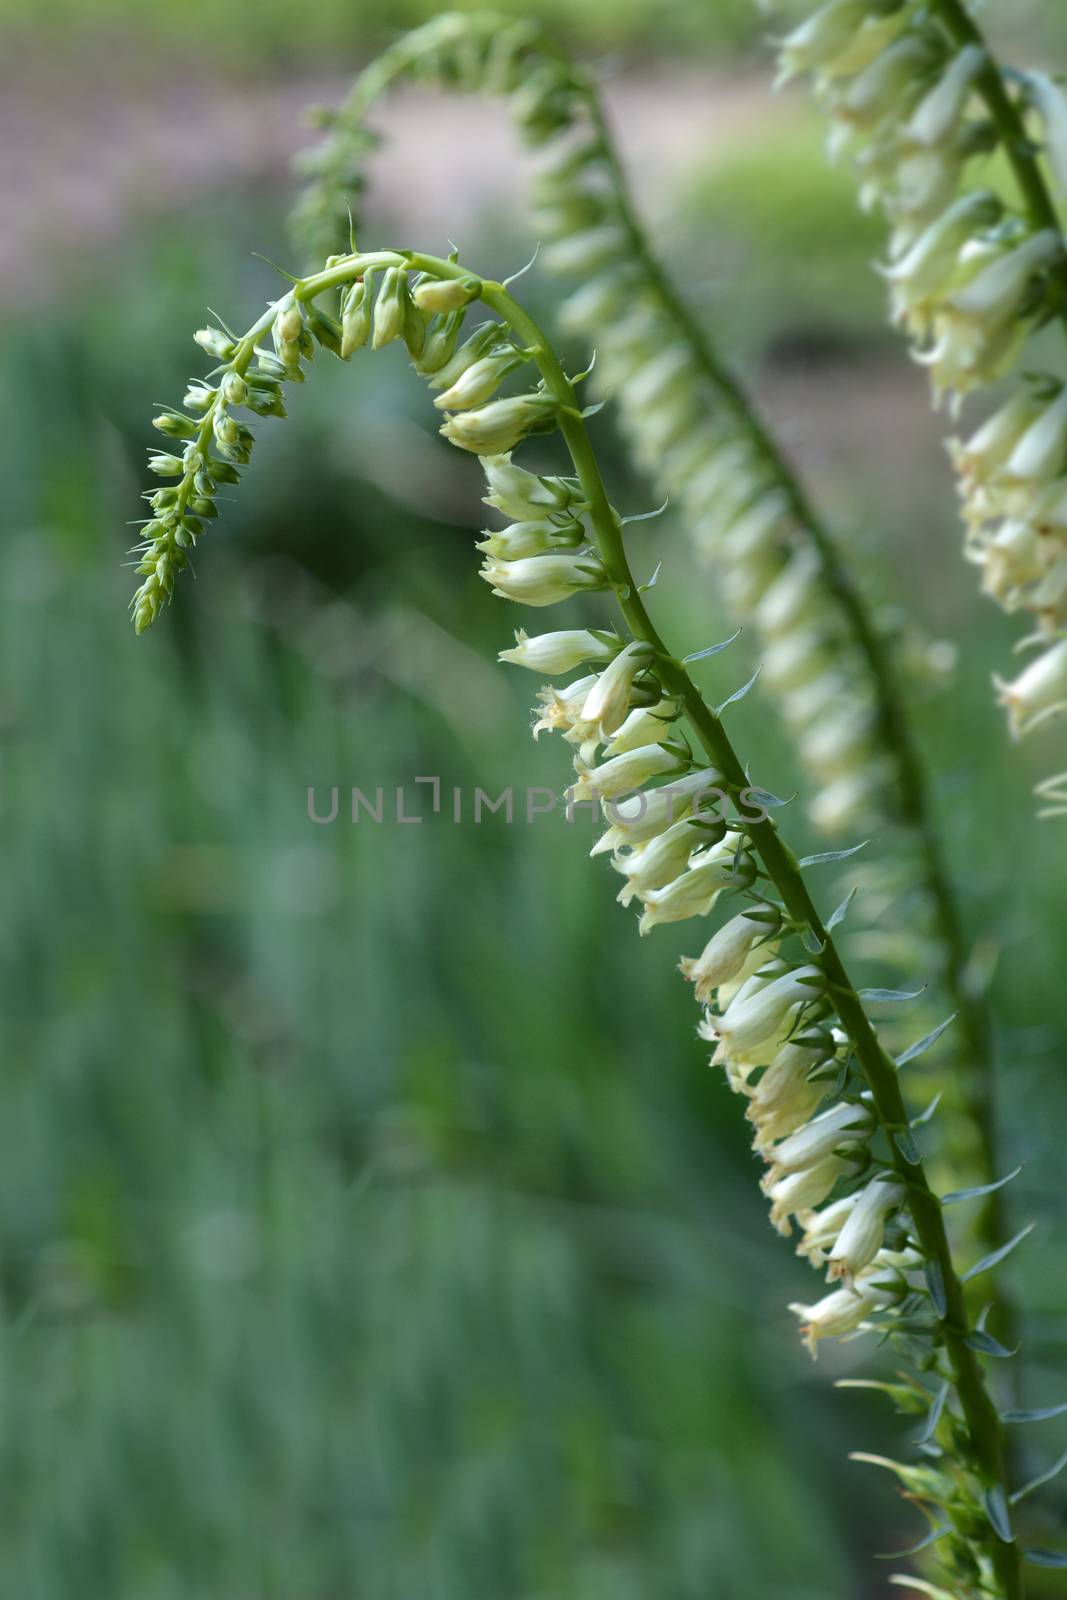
[965,1329,1019,1359]
[799,842,868,867]
[682,626,742,664]
[1010,1446,1067,1505]
[942,1167,1022,1207]
[961,1224,1035,1284]
[859,985,927,1004]
[1003,1401,1067,1424]
[911,1091,942,1129]
[715,666,762,716]
[916,1380,950,1446]
[875,1524,951,1560]
[983,1484,1014,1543]
[893,1127,922,1166]
[826,886,857,932]
[638,560,662,593]
[924,1259,947,1320]
[896,1013,958,1068]
[1024,1547,1067,1569]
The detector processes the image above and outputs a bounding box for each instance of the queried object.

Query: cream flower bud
[433,347,525,412]
[949,230,1061,325]
[766,1100,873,1176]
[613,815,708,906]
[412,276,481,314]
[498,627,619,674]
[882,191,1001,323]
[371,267,409,349]
[479,551,606,606]
[194,326,236,360]
[602,700,678,758]
[713,966,824,1056]
[1004,385,1067,484]
[637,842,754,934]
[442,395,558,455]
[482,454,582,521]
[795,1193,859,1265]
[902,44,985,148]
[1026,72,1067,199]
[591,768,724,852]
[789,1276,894,1357]
[476,518,585,560]
[827,1176,905,1280]
[746,1042,828,1148]
[950,388,1046,485]
[775,0,898,84]
[994,638,1067,737]
[835,37,937,131]
[572,741,688,803]
[579,641,657,739]
[428,321,502,391]
[767,1153,863,1236]
[679,909,780,1003]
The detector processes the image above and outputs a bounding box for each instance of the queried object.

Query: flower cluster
[292,10,907,839]
[127,241,1035,1592]
[775,0,1067,775]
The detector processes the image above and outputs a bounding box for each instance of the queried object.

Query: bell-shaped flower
[789,1273,895,1358]
[994,638,1067,737]
[712,965,824,1056]
[433,346,525,412]
[481,453,583,520]
[571,741,688,804]
[613,815,707,907]
[442,393,558,455]
[827,1176,905,1280]
[602,700,679,758]
[637,840,754,934]
[766,1098,874,1177]
[498,627,619,674]
[901,44,985,148]
[476,517,585,561]
[479,550,607,606]
[679,909,779,1003]
[579,641,657,740]
[766,1152,865,1236]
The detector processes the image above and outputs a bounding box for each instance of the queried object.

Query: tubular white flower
[994,638,1067,737]
[442,393,558,454]
[775,0,901,86]
[612,815,710,907]
[479,551,607,606]
[901,44,985,149]
[950,388,1046,488]
[827,1175,905,1280]
[481,452,582,520]
[766,1153,865,1236]
[602,700,679,758]
[881,191,1002,328]
[433,346,524,411]
[579,640,656,739]
[531,675,598,739]
[766,1099,874,1177]
[790,1274,895,1358]
[573,742,688,803]
[830,36,938,134]
[637,842,754,934]
[713,965,824,1056]
[590,768,724,853]
[476,517,585,560]
[1003,385,1067,485]
[498,627,618,674]
[679,910,779,1003]
[795,1193,860,1265]
[948,230,1060,327]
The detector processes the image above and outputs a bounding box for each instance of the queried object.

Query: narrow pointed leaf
[916,1381,951,1447]
[875,1524,951,1560]
[896,1013,957,1067]
[799,841,868,868]
[1024,1547,1067,1568]
[1003,1401,1067,1424]
[826,886,858,932]
[965,1329,1019,1359]
[638,560,662,593]
[1010,1446,1067,1505]
[924,1259,947,1319]
[961,1224,1035,1284]
[983,1484,1014,1543]
[942,1167,1023,1206]
[893,1126,922,1165]
[860,985,927,1004]
[911,1091,943,1129]
[715,666,762,716]
[682,626,742,664]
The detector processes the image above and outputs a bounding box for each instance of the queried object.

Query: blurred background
[2,2,1066,1596]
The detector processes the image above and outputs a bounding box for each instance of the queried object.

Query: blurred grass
[3,15,1067,1593]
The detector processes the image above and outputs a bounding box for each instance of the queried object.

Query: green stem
[473,269,1023,1600]
[928,0,1064,240]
